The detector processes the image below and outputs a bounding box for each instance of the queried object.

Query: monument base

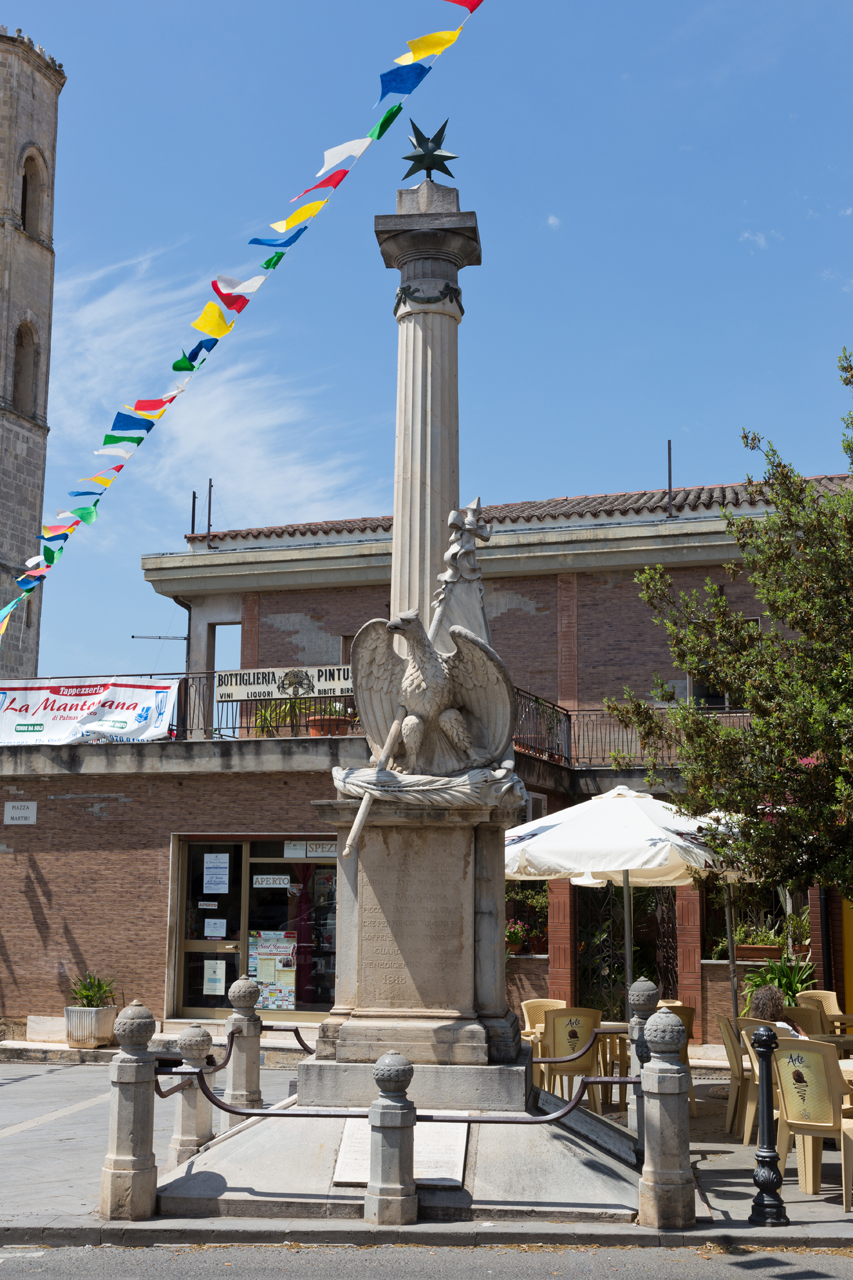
[298,1047,532,1112]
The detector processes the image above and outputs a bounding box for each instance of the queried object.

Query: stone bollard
[637,1007,695,1231]
[363,1051,418,1226]
[166,1023,215,1170]
[627,977,658,1148]
[222,974,263,1129]
[99,1000,157,1221]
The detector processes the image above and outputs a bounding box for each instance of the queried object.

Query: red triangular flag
[290,169,349,203]
[443,0,484,10]
[211,280,250,314]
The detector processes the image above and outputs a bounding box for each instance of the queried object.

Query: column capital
[375,213,481,274]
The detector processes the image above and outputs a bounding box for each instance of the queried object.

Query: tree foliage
[605,356,853,896]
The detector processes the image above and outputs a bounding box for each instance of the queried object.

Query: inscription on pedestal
[357,826,475,1014]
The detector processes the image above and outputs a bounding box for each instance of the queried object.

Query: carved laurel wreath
[393,283,464,317]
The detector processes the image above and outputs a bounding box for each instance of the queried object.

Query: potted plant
[734,922,784,962]
[64,972,118,1048]
[307,701,351,737]
[783,905,810,957]
[741,956,816,1014]
[505,919,530,955]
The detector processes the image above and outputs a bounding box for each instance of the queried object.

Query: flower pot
[790,944,809,957]
[307,716,350,738]
[506,943,523,955]
[64,1005,118,1048]
[735,945,783,962]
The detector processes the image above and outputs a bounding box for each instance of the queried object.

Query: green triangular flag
[172,351,196,372]
[369,103,403,141]
[263,251,286,270]
[71,500,100,524]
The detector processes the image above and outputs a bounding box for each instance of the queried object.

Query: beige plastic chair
[736,1019,781,1145]
[659,1001,698,1118]
[773,1037,853,1210]
[533,1007,603,1113]
[717,1014,751,1136]
[598,1030,630,1110]
[797,991,853,1035]
[521,998,566,1089]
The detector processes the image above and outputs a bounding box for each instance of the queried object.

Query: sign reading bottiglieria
[0,677,180,745]
[215,666,352,702]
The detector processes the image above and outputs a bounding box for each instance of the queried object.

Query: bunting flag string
[0,1,488,645]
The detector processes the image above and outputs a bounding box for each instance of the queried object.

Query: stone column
[317,831,359,1061]
[99,1000,157,1221]
[222,975,263,1127]
[375,180,481,626]
[637,1007,695,1231]
[166,1023,215,1169]
[363,1052,418,1226]
[627,976,658,1138]
[475,820,521,1064]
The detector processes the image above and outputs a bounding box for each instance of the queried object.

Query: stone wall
[700,961,760,1043]
[0,768,338,1021]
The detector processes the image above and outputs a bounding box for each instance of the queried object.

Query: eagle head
[386,608,421,636]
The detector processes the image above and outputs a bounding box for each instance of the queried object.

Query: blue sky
[10,0,853,675]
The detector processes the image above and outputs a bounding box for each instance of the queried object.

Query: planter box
[64,1005,117,1048]
[307,717,350,738]
[735,945,783,962]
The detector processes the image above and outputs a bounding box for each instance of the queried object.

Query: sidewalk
[1,1065,852,1248]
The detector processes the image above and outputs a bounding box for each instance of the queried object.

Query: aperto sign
[215,666,353,702]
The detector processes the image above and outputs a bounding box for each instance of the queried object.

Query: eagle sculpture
[351,609,516,777]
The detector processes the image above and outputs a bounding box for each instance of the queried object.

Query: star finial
[401,119,458,182]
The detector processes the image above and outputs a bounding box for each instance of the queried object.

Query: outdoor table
[810,1033,853,1059]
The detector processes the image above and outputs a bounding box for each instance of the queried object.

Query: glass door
[180,842,244,1012]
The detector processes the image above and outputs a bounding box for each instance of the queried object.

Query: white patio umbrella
[505,786,724,995]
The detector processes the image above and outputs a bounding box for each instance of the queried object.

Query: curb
[2,1218,853,1249]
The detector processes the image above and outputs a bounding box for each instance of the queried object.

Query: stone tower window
[13,323,37,418]
[20,155,42,237]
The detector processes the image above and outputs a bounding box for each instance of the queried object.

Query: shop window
[688,619,759,711]
[12,323,36,418]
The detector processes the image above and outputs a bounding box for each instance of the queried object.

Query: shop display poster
[203,853,229,894]
[203,918,227,938]
[202,960,226,995]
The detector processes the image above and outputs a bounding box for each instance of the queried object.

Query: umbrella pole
[623,870,633,1009]
[723,880,739,1032]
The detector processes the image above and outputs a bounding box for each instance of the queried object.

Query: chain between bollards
[748,1024,789,1226]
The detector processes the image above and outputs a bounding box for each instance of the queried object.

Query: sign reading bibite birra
[0,677,180,746]
[215,666,353,702]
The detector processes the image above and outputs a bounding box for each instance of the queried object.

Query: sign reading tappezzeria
[215,666,353,703]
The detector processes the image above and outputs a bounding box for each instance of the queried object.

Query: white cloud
[739,230,767,250]
[841,207,853,217]
[547,215,560,229]
[47,254,388,534]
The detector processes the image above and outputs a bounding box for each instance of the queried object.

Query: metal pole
[623,870,634,1008]
[206,479,212,550]
[667,441,673,519]
[819,886,832,989]
[748,1025,788,1225]
[723,881,739,1031]
[191,490,197,535]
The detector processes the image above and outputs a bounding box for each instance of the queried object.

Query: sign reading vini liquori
[215,666,353,703]
[0,677,180,746]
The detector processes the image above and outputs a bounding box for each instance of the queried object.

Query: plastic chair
[598,1028,630,1110]
[736,1020,781,1145]
[740,1006,824,1038]
[717,1014,751,1136]
[533,1007,603,1113]
[521,998,566,1090]
[773,1037,853,1210]
[658,1001,698,1118]
[797,991,853,1035]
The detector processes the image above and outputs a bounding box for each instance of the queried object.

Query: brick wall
[482,576,559,701]
[251,586,391,668]
[676,885,703,1042]
[547,881,576,1004]
[506,957,549,1025]
[0,770,338,1021]
[701,962,759,1043]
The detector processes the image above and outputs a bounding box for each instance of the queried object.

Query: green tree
[605,355,853,896]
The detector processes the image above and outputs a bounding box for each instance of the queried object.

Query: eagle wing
[444,626,516,765]
[350,619,407,761]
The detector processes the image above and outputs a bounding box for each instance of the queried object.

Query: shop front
[176,835,337,1021]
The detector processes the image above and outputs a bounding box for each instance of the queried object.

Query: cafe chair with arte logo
[531,1007,603,1113]
[773,1037,853,1211]
[521,999,566,1089]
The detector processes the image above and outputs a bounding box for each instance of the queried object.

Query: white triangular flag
[316,138,371,177]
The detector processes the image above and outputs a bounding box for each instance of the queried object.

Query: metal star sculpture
[401,119,458,181]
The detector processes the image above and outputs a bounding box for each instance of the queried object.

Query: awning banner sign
[0,676,180,745]
[215,666,352,702]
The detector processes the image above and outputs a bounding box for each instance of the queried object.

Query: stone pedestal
[375,180,480,627]
[637,1007,695,1231]
[100,1000,157,1221]
[304,799,525,1108]
[363,1052,418,1226]
[222,974,263,1128]
[166,1023,215,1170]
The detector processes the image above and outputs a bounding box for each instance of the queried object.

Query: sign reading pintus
[0,677,180,746]
[215,666,353,702]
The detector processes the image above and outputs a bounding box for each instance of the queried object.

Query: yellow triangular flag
[394,28,462,65]
[122,405,167,420]
[270,199,329,233]
[191,302,236,339]
[79,474,117,488]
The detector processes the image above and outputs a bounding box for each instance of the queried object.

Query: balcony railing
[33,671,749,767]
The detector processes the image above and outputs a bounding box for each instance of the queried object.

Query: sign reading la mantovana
[215,666,352,703]
[0,677,179,745]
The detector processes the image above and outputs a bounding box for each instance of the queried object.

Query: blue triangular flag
[378,63,431,104]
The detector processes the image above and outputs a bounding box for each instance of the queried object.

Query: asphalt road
[0,1245,850,1279]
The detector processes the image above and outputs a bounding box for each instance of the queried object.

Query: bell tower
[0,26,65,675]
